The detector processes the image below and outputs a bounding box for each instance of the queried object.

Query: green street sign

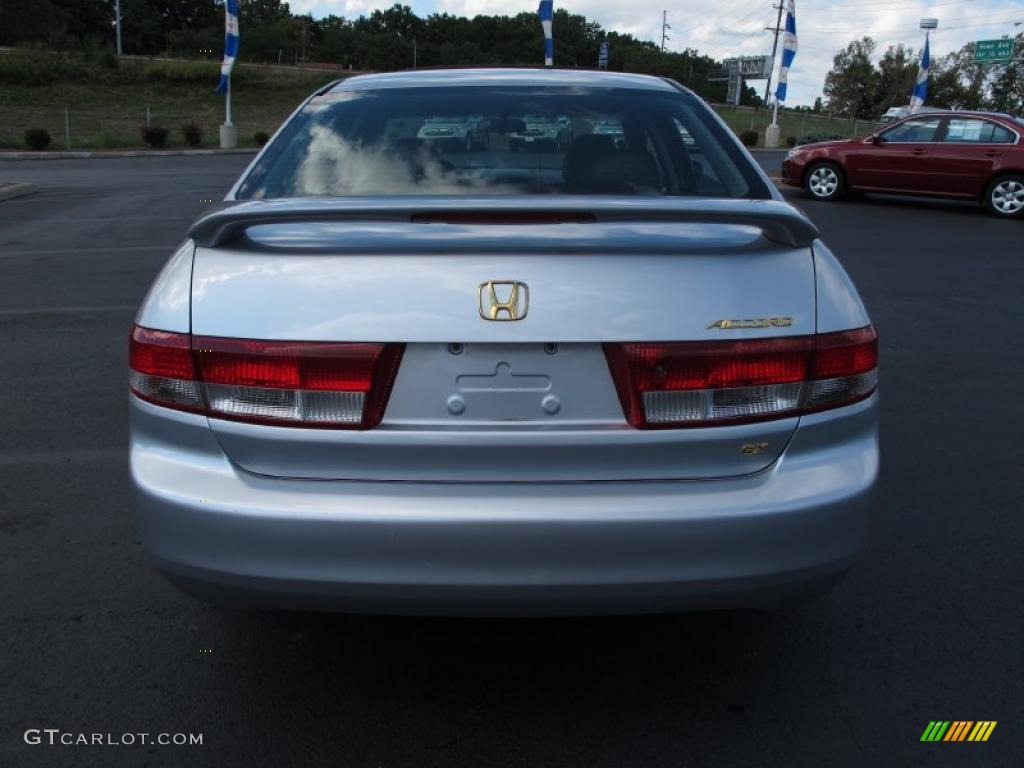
[973,38,1015,63]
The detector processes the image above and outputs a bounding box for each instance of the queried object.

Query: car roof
[912,109,1015,120]
[329,68,680,93]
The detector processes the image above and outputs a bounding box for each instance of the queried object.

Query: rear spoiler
[189,197,819,250]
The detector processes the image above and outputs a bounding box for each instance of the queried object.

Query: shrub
[739,129,759,147]
[254,131,270,146]
[139,125,169,149]
[0,47,134,86]
[786,136,797,148]
[0,49,76,86]
[144,60,221,84]
[24,129,52,150]
[98,51,119,70]
[181,122,203,147]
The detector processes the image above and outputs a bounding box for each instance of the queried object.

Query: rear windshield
[236,85,770,200]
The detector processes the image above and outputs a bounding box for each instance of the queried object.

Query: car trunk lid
[189,197,817,481]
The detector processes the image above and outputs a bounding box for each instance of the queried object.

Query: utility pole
[763,2,785,105]
[114,0,123,55]
[661,11,671,53]
[413,39,417,69]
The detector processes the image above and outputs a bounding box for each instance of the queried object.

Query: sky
[285,0,1024,105]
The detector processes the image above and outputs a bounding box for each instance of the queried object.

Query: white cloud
[289,0,385,17]
[288,0,1023,105]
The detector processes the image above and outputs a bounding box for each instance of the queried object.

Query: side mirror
[871,135,885,145]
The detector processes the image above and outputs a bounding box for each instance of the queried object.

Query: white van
[878,106,909,124]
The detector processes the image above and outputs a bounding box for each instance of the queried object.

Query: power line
[733,0,776,25]
[805,0,968,10]
[711,14,1023,40]
[799,16,1024,35]
[709,0,1018,38]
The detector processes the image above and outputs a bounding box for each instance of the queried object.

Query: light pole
[114,0,122,55]
[764,2,784,106]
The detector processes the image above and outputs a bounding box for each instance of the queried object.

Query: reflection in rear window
[236,86,770,200]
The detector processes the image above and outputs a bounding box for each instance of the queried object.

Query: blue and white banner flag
[774,0,797,103]
[909,34,930,113]
[538,0,553,67]
[215,0,240,94]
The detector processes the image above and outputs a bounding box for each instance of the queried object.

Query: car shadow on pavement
[798,191,999,220]
[186,594,866,764]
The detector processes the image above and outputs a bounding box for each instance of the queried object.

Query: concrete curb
[0,182,37,201]
[0,148,259,161]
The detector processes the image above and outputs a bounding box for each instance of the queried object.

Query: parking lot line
[0,304,137,316]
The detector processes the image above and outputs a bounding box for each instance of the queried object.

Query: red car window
[943,118,1015,144]
[883,118,941,143]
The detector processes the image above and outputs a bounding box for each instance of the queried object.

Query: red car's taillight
[129,325,404,428]
[603,326,877,428]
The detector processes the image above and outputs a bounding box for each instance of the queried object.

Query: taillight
[129,325,404,428]
[604,326,877,428]
[129,327,204,413]
[193,337,403,427]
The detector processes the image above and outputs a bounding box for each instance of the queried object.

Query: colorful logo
[920,721,997,742]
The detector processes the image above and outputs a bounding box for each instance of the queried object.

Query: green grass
[2,49,881,151]
[713,105,883,146]
[0,50,343,150]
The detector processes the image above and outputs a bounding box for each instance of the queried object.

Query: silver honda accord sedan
[130,69,878,615]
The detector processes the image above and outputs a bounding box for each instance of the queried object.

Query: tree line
[0,0,767,106]
[823,35,1024,119]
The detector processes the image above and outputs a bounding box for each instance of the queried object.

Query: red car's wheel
[985,175,1024,219]
[804,162,845,202]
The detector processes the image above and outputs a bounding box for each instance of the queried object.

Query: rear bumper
[131,394,879,616]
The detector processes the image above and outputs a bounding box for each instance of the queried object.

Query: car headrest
[562,135,616,192]
[566,146,661,194]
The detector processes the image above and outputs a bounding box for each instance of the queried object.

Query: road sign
[974,38,1015,63]
[723,56,773,79]
[713,56,774,105]
[598,41,609,70]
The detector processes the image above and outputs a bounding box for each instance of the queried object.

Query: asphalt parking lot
[1,153,1021,767]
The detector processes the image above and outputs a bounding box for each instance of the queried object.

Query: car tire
[984,175,1024,218]
[804,162,845,202]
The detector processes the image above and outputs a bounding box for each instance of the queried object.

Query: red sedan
[781,110,1024,218]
